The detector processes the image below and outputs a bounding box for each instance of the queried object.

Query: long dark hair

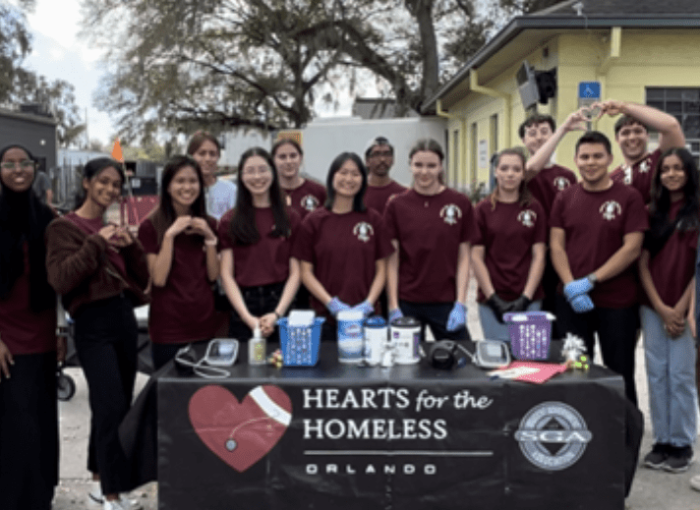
[645,147,700,255]
[324,152,368,213]
[488,148,532,210]
[0,144,55,311]
[230,147,290,245]
[74,157,124,209]
[148,155,208,244]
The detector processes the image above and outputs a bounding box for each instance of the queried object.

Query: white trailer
[282,116,448,186]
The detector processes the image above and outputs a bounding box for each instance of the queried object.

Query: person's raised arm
[597,100,685,152]
[525,110,587,179]
[148,216,192,287]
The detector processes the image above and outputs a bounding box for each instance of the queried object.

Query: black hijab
[0,144,56,312]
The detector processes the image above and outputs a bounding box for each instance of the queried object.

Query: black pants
[399,300,471,342]
[74,294,138,494]
[556,295,639,405]
[541,253,562,338]
[228,282,286,343]
[0,351,58,510]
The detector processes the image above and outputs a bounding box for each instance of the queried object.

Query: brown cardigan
[45,217,150,316]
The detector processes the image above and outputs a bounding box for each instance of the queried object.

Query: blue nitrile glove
[569,293,595,314]
[446,302,467,332]
[563,277,594,301]
[327,297,351,317]
[389,308,404,323]
[352,300,375,317]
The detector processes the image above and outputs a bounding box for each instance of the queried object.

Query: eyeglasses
[369,150,393,158]
[1,160,35,170]
[241,166,271,176]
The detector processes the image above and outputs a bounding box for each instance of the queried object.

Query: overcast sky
[20,0,361,149]
[23,0,114,147]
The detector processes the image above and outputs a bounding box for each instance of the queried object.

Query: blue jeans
[478,300,542,342]
[641,305,698,447]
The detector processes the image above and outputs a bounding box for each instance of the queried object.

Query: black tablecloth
[121,341,642,510]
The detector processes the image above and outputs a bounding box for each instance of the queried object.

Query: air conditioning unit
[516,61,557,110]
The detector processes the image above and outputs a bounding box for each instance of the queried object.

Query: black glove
[508,295,532,313]
[486,293,510,324]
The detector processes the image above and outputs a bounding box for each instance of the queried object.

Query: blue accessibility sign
[578,81,601,99]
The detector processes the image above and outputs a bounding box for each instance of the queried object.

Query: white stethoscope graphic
[221,386,292,452]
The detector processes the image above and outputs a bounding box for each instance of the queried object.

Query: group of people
[1,98,699,509]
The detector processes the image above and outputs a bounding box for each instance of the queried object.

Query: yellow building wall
[444,28,700,189]
[446,38,558,192]
[550,29,700,173]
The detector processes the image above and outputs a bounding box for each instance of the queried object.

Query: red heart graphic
[188,385,292,472]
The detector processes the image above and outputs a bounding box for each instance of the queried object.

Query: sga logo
[514,402,592,471]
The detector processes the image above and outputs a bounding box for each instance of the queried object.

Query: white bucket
[390,316,421,364]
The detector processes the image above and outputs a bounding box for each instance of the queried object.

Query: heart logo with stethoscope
[188,385,292,472]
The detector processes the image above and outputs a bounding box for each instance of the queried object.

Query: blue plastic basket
[503,312,553,361]
[277,317,325,366]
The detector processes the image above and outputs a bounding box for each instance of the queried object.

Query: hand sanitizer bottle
[248,323,266,365]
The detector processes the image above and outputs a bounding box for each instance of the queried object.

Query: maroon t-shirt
[219,207,300,287]
[364,180,407,215]
[384,188,475,303]
[550,181,648,308]
[0,244,56,354]
[293,207,394,316]
[526,164,577,217]
[473,198,547,303]
[283,180,326,220]
[610,148,661,204]
[138,217,219,344]
[64,212,128,278]
[644,200,699,307]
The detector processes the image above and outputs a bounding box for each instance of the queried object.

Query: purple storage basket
[278,317,325,366]
[503,312,554,360]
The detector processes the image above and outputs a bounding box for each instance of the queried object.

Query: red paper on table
[489,362,568,384]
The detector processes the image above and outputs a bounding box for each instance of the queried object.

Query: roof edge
[0,107,58,126]
[422,16,700,113]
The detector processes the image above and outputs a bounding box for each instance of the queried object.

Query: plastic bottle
[248,324,267,365]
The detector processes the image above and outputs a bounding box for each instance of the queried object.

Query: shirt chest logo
[621,165,632,185]
[517,210,537,228]
[553,177,571,191]
[638,158,651,174]
[300,195,320,211]
[353,222,374,242]
[599,201,622,221]
[440,204,462,225]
